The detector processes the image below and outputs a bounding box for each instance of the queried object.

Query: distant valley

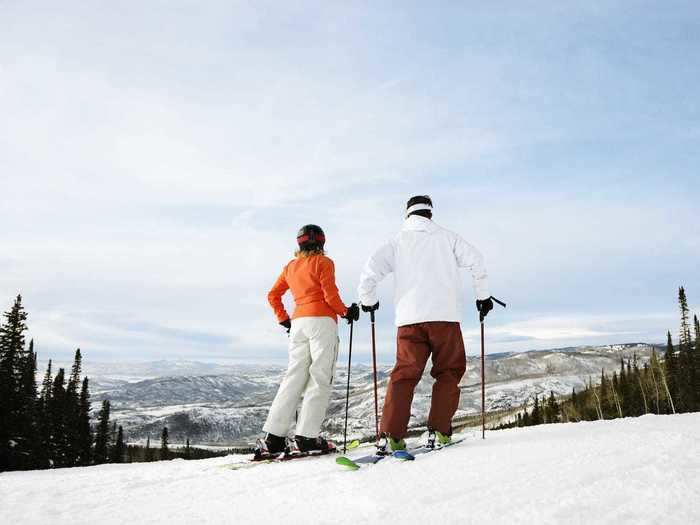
[78,343,661,446]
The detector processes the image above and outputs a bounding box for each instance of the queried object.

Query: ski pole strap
[490,296,507,308]
[480,296,507,323]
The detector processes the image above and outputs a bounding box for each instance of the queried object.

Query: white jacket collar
[402,215,436,232]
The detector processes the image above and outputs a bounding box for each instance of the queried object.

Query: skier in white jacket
[358,195,493,450]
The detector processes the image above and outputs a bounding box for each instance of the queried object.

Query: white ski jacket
[358,215,489,327]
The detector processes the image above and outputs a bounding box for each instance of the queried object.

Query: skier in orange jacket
[255,224,359,459]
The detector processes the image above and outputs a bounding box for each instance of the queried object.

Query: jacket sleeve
[358,241,395,307]
[267,268,291,322]
[453,235,490,300]
[319,258,348,317]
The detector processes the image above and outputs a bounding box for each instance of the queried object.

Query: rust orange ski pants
[380,321,466,439]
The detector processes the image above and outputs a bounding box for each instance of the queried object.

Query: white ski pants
[263,316,340,438]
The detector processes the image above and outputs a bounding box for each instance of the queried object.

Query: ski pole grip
[480,296,506,323]
[370,310,375,323]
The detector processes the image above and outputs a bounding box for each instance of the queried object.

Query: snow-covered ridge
[83,343,661,445]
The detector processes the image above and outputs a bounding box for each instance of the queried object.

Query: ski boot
[373,434,393,456]
[253,433,287,461]
[427,429,451,450]
[388,436,407,452]
[290,435,337,457]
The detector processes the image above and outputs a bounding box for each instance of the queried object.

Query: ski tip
[392,450,415,461]
[347,439,361,450]
[335,456,360,470]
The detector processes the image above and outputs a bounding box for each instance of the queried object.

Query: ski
[223,439,358,471]
[392,449,415,461]
[335,451,392,470]
[405,436,467,457]
[223,448,337,471]
[335,436,468,470]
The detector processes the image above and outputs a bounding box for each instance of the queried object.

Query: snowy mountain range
[83,343,661,446]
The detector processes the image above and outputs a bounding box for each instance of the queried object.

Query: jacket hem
[395,318,461,327]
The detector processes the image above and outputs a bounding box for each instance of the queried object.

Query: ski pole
[370,310,380,446]
[480,296,507,440]
[480,320,486,440]
[342,319,354,454]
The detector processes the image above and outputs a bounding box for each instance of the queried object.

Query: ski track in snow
[2,414,699,525]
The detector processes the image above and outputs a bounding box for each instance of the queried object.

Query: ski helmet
[296,224,326,251]
[406,195,433,218]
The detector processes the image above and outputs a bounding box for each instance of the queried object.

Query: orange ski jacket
[268,254,348,323]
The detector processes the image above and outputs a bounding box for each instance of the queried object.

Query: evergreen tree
[610,372,623,417]
[94,400,111,464]
[49,368,68,467]
[15,341,38,469]
[587,374,599,419]
[599,370,610,418]
[145,436,153,462]
[678,287,692,350]
[39,359,53,404]
[648,350,663,414]
[677,339,695,412]
[77,377,92,466]
[185,438,191,460]
[619,358,631,416]
[531,395,542,425]
[664,332,677,414]
[582,378,598,420]
[160,427,170,460]
[0,295,28,356]
[64,349,83,466]
[111,426,125,463]
[36,359,54,468]
[0,295,29,471]
[641,362,651,413]
[546,391,560,423]
[570,387,579,421]
[634,356,648,414]
[111,421,117,448]
[677,287,697,411]
[626,357,641,416]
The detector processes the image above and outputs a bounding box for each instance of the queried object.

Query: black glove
[343,303,360,324]
[476,298,494,321]
[280,319,291,333]
[361,302,379,313]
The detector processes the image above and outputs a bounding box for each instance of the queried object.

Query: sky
[1,1,699,364]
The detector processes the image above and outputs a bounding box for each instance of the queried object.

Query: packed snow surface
[2,414,698,525]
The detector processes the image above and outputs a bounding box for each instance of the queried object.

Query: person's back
[358,195,493,450]
[269,254,346,323]
[391,215,487,326]
[359,203,489,328]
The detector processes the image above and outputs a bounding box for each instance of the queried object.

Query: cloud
[459,313,676,357]
[1,2,698,362]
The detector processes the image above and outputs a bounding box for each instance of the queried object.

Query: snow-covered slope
[88,343,660,444]
[2,414,698,525]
